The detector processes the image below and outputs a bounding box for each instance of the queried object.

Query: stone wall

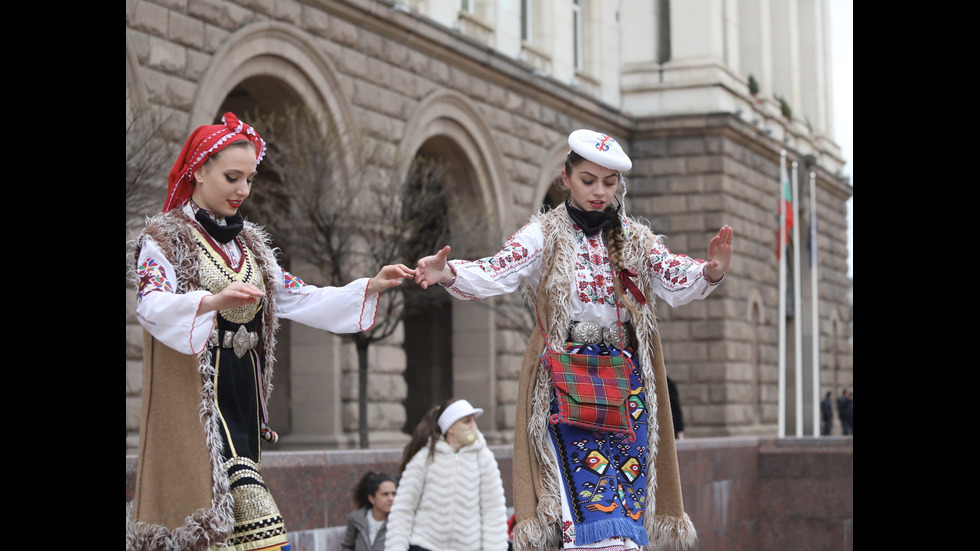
[126,0,853,452]
[125,437,853,551]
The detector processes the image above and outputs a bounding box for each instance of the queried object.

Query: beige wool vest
[510,204,696,551]
[126,209,283,551]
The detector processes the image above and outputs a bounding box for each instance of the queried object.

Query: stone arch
[828,307,842,393]
[397,90,509,438]
[185,21,365,447]
[826,307,844,434]
[746,287,766,326]
[189,21,358,175]
[746,287,766,425]
[534,138,572,210]
[398,89,509,239]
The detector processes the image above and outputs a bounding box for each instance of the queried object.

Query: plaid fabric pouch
[546,350,636,442]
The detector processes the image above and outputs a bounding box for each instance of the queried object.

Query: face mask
[448,428,478,448]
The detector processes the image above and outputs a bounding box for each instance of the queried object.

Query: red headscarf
[163,112,267,212]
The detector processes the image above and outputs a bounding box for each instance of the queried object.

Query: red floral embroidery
[471,237,533,279]
[562,520,575,543]
[650,242,706,290]
[574,234,617,305]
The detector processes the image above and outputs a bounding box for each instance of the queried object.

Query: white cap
[568,129,632,172]
[438,399,484,434]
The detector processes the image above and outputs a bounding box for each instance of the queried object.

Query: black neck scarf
[565,199,621,236]
[194,206,244,244]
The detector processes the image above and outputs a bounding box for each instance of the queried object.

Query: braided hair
[605,225,643,317]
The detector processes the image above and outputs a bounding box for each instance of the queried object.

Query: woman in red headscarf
[126,113,415,551]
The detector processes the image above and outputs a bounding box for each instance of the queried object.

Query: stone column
[770,0,801,118]
[739,0,774,99]
[622,0,745,116]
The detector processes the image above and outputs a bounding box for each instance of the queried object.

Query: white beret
[438,399,484,434]
[568,129,632,172]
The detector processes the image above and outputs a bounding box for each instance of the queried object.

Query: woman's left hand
[705,225,734,282]
[367,264,416,296]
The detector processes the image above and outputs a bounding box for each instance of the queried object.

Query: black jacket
[667,377,684,434]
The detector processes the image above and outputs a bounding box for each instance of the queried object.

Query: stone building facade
[125,0,853,454]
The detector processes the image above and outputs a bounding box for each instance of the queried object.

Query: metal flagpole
[809,171,821,436]
[792,161,803,436]
[778,150,787,438]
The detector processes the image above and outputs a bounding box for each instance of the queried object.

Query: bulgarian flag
[776,152,794,260]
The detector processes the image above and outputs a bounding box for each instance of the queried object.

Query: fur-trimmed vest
[511,204,697,551]
[125,208,283,551]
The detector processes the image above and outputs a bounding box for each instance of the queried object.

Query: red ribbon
[619,268,647,305]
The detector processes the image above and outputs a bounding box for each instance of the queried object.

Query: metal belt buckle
[570,321,602,344]
[231,326,259,358]
[569,321,630,348]
[209,326,259,358]
[603,324,630,349]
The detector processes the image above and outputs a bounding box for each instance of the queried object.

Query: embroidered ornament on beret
[438,399,484,434]
[163,112,267,212]
[568,129,632,172]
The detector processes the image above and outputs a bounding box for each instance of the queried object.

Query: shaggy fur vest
[125,208,283,551]
[510,204,697,551]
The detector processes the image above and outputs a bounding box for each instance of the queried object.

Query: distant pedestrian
[667,376,685,439]
[820,391,834,435]
[342,471,398,551]
[837,389,853,435]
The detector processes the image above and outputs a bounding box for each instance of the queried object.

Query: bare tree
[126,100,179,239]
[249,106,475,447]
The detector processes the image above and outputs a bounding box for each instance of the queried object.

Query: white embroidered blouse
[134,203,381,355]
[442,220,723,329]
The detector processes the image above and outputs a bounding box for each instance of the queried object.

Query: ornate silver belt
[568,321,631,348]
[209,326,259,358]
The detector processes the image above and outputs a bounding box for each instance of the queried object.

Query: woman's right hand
[200,281,265,314]
[366,263,415,296]
[415,245,452,290]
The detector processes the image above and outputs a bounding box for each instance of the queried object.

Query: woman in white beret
[414,129,733,551]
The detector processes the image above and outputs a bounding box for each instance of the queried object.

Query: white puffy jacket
[384,432,508,551]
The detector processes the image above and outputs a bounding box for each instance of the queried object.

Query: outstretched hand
[415,245,452,290]
[705,225,734,282]
[201,281,265,314]
[367,264,416,296]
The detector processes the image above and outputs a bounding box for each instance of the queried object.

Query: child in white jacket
[385,399,508,551]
